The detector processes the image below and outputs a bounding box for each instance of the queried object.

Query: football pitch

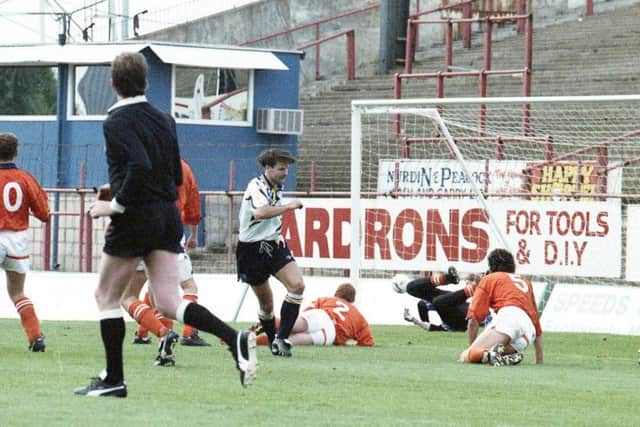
[1,319,637,427]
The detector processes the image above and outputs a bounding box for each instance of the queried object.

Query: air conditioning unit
[256,108,304,135]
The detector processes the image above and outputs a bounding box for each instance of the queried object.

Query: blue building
[0,42,303,191]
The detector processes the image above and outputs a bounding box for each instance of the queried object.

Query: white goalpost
[350,95,640,285]
[412,107,511,251]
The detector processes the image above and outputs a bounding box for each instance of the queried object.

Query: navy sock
[277,300,301,339]
[183,303,237,347]
[100,317,125,384]
[260,316,276,345]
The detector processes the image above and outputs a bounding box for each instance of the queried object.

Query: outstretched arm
[253,199,303,220]
[404,308,431,331]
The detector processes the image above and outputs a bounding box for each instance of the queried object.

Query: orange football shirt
[307,296,375,346]
[176,160,201,226]
[467,271,542,336]
[0,165,49,231]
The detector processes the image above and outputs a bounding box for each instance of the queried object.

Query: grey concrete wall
[139,0,637,92]
[534,0,639,22]
[203,195,239,248]
[141,0,385,90]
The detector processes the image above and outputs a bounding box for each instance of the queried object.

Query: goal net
[350,95,640,286]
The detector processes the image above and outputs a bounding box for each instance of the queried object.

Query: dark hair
[487,248,516,273]
[0,133,18,161]
[257,149,296,167]
[111,52,148,97]
[334,283,356,303]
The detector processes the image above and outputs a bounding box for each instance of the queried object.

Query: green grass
[1,319,638,427]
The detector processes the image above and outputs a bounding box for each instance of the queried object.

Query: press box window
[71,65,115,117]
[173,66,252,124]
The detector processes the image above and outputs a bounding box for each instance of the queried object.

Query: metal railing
[410,0,475,59]
[406,0,531,73]
[34,131,640,274]
[39,188,98,272]
[394,13,533,136]
[239,3,379,81]
[297,29,356,81]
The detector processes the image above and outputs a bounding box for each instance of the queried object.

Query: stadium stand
[296,3,640,192]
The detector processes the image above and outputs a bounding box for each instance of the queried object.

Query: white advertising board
[625,205,640,281]
[6,273,639,335]
[377,159,527,196]
[282,198,621,277]
[377,159,622,199]
[541,283,640,335]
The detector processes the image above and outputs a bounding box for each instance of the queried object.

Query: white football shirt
[238,174,284,242]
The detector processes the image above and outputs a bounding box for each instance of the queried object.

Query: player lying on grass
[393,267,489,331]
[459,248,544,366]
[252,283,375,347]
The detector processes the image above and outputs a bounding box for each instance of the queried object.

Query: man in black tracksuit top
[74,52,256,397]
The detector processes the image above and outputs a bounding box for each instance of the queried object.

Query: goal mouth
[348,95,640,284]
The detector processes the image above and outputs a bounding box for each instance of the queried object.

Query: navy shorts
[104,201,183,257]
[236,240,295,286]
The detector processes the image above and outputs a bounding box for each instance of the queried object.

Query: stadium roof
[0,41,291,70]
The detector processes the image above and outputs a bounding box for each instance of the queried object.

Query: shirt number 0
[2,182,23,213]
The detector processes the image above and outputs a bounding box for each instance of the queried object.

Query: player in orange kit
[459,248,543,366]
[123,159,210,367]
[255,283,375,347]
[0,133,50,351]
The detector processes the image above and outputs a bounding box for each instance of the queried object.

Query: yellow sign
[528,162,598,201]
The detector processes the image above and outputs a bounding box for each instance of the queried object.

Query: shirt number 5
[508,273,529,293]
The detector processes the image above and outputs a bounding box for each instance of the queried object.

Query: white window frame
[172,65,254,127]
[67,64,112,121]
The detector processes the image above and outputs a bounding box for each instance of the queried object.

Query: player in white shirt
[236,149,304,357]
